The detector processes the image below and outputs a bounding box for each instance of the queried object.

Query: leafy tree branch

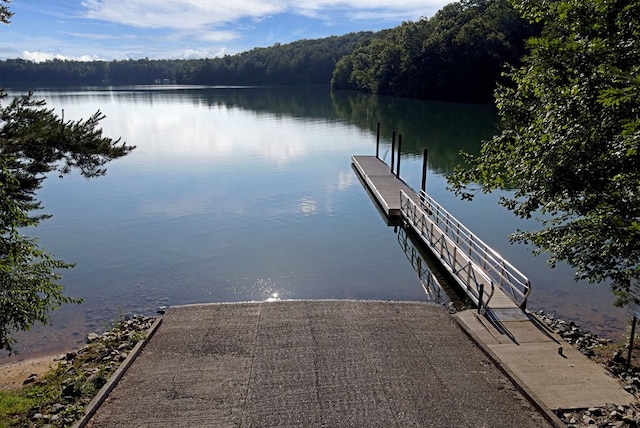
[0,89,135,354]
[448,0,640,302]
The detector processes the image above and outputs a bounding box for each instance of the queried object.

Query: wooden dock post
[376,122,380,159]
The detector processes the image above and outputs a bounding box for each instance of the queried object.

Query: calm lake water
[2,85,629,361]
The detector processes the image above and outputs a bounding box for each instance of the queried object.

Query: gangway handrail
[400,191,497,311]
[400,189,531,310]
[417,190,531,308]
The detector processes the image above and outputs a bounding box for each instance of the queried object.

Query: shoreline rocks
[22,315,156,427]
[535,310,640,427]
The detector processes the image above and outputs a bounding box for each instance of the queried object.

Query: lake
[2,85,629,361]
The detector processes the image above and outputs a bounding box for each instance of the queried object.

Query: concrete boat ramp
[81,301,634,427]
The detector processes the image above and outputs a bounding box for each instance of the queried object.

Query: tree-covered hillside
[331,0,539,102]
[0,32,373,87]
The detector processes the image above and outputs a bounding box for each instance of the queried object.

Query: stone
[62,383,79,397]
[613,349,626,363]
[51,403,66,413]
[587,407,601,416]
[86,332,100,343]
[23,373,38,385]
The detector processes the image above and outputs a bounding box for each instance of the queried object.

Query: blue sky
[0,0,452,62]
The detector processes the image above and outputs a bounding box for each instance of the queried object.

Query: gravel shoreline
[0,315,157,427]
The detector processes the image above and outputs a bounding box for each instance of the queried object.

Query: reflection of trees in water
[330,90,499,174]
[38,86,498,174]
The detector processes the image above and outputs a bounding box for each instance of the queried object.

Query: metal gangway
[400,189,531,313]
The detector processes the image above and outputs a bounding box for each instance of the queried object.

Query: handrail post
[519,297,527,311]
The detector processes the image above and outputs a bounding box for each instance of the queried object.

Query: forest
[0,32,373,87]
[0,0,538,103]
[332,0,538,102]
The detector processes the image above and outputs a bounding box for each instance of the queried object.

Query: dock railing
[400,189,531,310]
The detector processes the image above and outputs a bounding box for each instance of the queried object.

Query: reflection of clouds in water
[31,90,373,171]
[137,195,250,218]
[321,169,357,215]
[137,196,210,218]
[337,170,356,191]
[85,103,366,167]
[299,197,317,216]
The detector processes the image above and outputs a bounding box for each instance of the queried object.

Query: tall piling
[390,131,396,174]
[375,122,380,159]
[421,148,429,196]
[396,134,402,178]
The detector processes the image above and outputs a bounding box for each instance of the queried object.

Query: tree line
[0,32,373,87]
[0,0,539,103]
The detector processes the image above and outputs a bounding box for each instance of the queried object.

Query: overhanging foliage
[448,0,640,302]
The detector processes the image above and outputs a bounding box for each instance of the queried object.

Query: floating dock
[352,155,419,217]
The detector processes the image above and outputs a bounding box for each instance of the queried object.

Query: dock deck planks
[352,155,420,217]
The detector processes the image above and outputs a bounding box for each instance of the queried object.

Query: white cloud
[175,47,227,60]
[23,50,104,63]
[80,0,446,31]
[196,30,240,43]
[292,0,443,18]
[62,31,124,41]
[81,0,286,30]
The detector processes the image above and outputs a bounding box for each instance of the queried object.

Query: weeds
[0,315,155,427]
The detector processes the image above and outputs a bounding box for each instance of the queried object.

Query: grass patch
[0,391,36,427]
